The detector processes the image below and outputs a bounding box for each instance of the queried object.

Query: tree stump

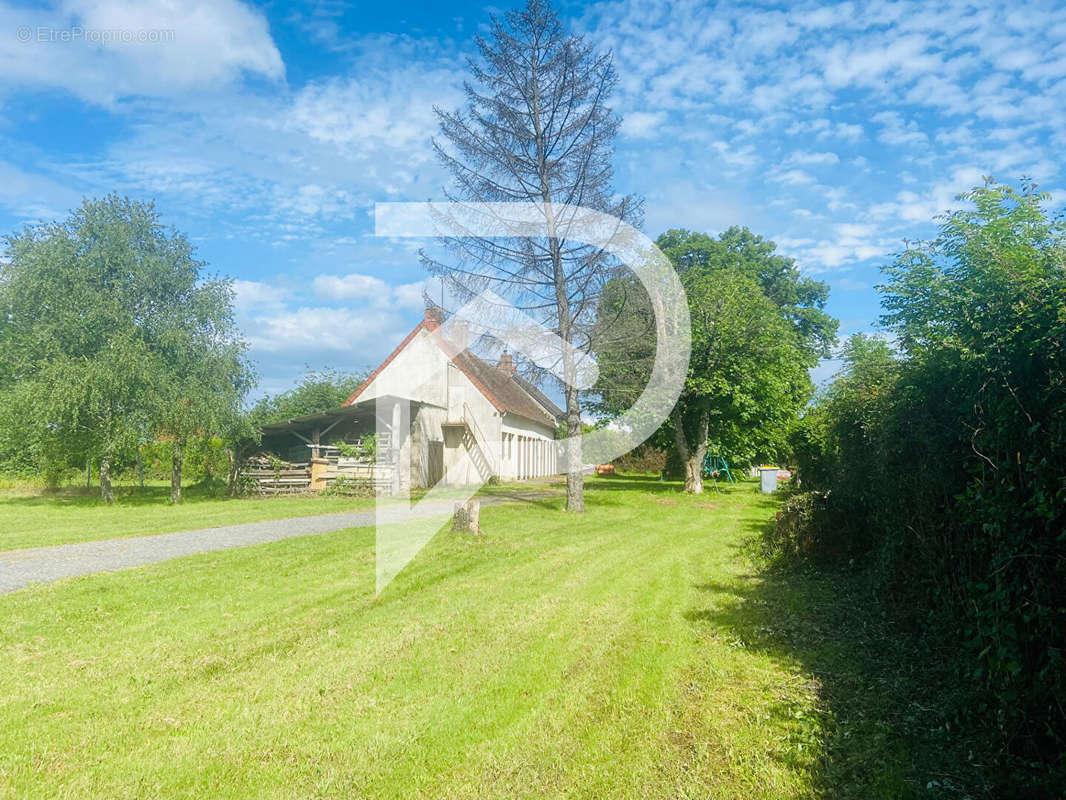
[452,500,481,535]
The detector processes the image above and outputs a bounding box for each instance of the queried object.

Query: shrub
[763,490,824,562]
[787,181,1066,788]
[322,475,375,497]
[335,434,377,461]
[613,444,666,475]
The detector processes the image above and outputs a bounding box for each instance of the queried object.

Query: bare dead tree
[426,0,640,512]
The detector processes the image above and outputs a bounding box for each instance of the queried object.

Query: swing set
[702,453,736,492]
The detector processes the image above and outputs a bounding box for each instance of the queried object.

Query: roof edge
[344,320,428,405]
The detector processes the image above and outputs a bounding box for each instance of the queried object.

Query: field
[0,480,564,552]
[0,483,379,552]
[0,477,937,798]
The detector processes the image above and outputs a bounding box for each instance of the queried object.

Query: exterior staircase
[442,402,497,482]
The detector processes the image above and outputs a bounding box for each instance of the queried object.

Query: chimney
[450,320,469,352]
[424,306,443,330]
[498,352,514,373]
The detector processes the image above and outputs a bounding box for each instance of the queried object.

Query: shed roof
[259,394,421,435]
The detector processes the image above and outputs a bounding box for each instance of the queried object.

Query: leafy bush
[249,368,369,427]
[762,489,825,563]
[138,435,230,483]
[322,475,375,497]
[787,181,1066,790]
[613,444,666,475]
[335,434,377,461]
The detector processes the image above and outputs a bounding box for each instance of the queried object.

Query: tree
[671,269,804,492]
[595,228,835,492]
[790,333,899,527]
[248,368,369,427]
[656,227,837,362]
[0,195,252,503]
[155,294,254,503]
[427,0,638,512]
[788,181,1066,784]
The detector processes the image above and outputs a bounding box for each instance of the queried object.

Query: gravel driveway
[0,497,511,595]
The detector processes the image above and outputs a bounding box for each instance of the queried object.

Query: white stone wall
[356,326,557,486]
[358,328,448,407]
[442,363,503,485]
[500,413,558,480]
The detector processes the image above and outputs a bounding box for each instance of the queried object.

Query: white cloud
[0,0,283,105]
[273,184,360,221]
[392,280,431,310]
[771,169,817,186]
[311,274,431,311]
[710,140,760,170]
[246,307,391,354]
[0,161,83,221]
[776,219,891,272]
[620,111,666,138]
[313,273,388,299]
[786,150,840,166]
[870,165,986,222]
[232,279,288,313]
[871,110,928,147]
[285,66,461,159]
[785,118,864,142]
[835,276,871,291]
[44,34,459,239]
[791,3,856,30]
[821,33,941,89]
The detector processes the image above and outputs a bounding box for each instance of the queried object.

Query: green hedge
[787,182,1066,791]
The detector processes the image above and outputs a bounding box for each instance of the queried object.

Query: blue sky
[1,0,1064,396]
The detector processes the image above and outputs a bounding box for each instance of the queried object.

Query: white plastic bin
[759,466,778,494]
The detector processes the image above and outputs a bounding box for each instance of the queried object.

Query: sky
[1,0,1064,397]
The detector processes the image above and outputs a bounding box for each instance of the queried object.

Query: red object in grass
[595,464,616,475]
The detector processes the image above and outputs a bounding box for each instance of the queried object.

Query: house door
[428,440,444,487]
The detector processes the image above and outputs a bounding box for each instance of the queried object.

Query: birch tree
[0,195,251,502]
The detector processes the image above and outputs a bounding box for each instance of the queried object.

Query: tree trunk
[673,407,709,494]
[227,448,241,497]
[529,53,584,514]
[452,500,481,534]
[99,456,115,504]
[546,223,584,513]
[171,438,184,504]
[682,452,704,494]
[564,380,585,513]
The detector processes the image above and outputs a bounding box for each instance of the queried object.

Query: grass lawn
[0,483,380,552]
[0,479,565,552]
[0,476,934,798]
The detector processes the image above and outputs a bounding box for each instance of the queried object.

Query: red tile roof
[450,349,558,427]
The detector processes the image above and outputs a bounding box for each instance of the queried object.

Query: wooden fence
[240,462,312,494]
[324,457,395,494]
[241,456,395,495]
